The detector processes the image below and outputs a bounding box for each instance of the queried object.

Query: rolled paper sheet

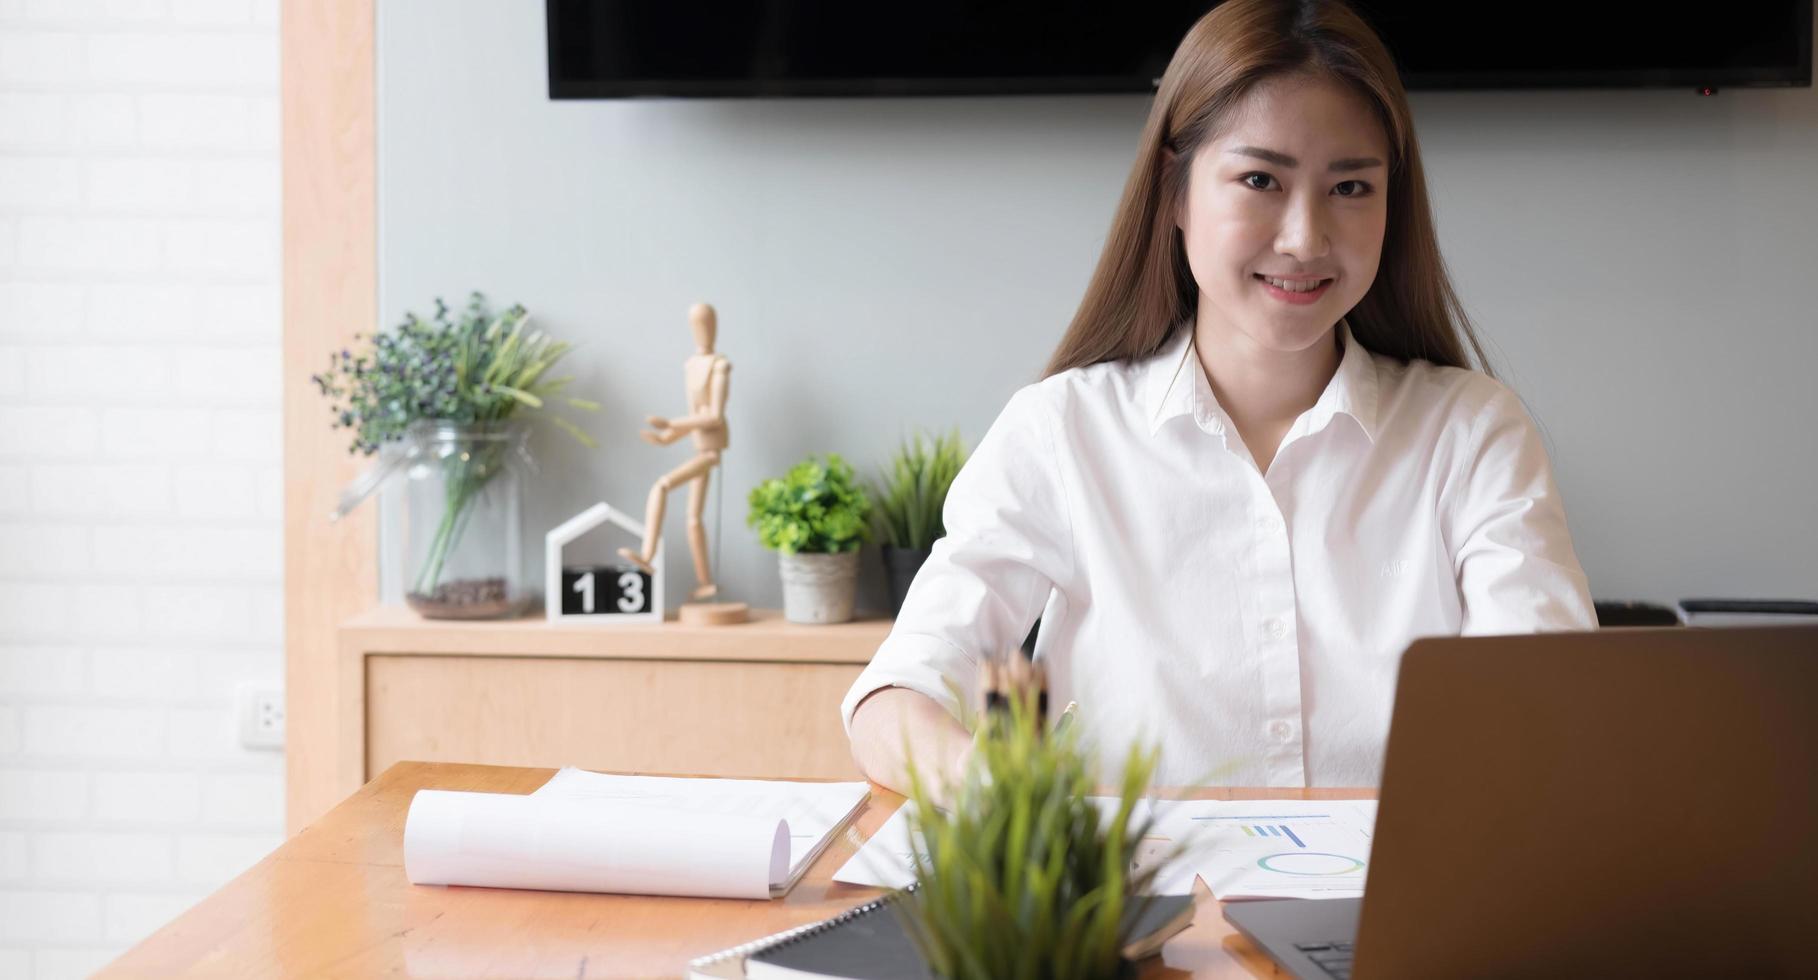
[404,789,790,899]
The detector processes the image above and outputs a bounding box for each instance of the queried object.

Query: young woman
[844,0,1596,793]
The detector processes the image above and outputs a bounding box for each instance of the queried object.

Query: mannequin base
[677,601,750,627]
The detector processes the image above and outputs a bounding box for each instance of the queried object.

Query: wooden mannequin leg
[686,471,716,600]
[617,452,718,574]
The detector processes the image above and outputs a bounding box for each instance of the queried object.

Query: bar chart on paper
[1153,800,1378,900]
[1240,823,1310,847]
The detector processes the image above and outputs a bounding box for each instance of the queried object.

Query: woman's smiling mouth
[1255,273,1334,304]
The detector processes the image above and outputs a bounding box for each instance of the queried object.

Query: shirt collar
[1142,319,1379,442]
[1141,326,1200,436]
[1306,318,1380,444]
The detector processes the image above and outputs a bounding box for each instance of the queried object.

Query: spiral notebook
[687,887,1194,980]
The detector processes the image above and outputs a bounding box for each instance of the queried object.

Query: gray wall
[377,0,1818,613]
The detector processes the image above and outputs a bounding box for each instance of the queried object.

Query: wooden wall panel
[282,0,378,833]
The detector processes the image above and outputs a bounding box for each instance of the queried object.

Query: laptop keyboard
[1294,940,1355,979]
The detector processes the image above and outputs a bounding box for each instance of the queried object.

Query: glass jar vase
[400,420,534,619]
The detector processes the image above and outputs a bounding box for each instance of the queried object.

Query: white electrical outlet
[236,683,285,749]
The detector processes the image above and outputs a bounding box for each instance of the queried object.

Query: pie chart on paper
[1255,851,1365,876]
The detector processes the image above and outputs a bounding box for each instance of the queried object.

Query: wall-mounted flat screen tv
[547,1,1813,99]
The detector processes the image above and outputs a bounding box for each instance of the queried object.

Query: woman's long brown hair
[1044,0,1492,379]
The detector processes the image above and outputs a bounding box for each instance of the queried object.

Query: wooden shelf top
[339,605,893,664]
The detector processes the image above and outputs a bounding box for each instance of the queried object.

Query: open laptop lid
[1355,625,1818,978]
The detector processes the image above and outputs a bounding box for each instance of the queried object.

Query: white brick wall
[0,0,284,975]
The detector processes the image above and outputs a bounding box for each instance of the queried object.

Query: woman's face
[1177,73,1390,354]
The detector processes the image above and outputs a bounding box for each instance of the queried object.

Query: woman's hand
[848,686,976,803]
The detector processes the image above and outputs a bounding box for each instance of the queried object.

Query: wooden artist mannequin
[619,303,749,626]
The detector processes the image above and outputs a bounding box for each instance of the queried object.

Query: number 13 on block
[561,565,653,617]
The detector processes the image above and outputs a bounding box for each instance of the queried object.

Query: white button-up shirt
[841,321,1596,787]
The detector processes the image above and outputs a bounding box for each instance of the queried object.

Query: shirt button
[1257,516,1280,533]
[1264,618,1287,638]
[1269,720,1294,741]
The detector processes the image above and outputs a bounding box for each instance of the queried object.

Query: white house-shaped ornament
[545,503,663,624]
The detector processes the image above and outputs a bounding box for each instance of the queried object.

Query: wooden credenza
[330,606,889,807]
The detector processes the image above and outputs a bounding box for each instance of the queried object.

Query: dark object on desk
[979,651,1048,725]
[1592,599,1682,627]
[697,889,1191,980]
[1226,900,1363,980]
[1679,598,1818,617]
[1227,624,1818,979]
[1678,598,1818,628]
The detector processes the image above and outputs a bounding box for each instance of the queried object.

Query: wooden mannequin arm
[656,362,730,433]
[654,412,719,435]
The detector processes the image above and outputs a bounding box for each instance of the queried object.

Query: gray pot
[778,550,861,624]
[882,544,933,617]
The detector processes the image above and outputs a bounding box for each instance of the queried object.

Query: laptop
[1224,625,1818,979]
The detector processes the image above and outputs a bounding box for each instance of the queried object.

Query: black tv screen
[547,1,1813,98]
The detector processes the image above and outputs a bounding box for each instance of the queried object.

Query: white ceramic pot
[777,550,861,624]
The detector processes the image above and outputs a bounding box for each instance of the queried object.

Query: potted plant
[313,292,598,619]
[872,429,968,616]
[747,453,872,624]
[897,663,1172,979]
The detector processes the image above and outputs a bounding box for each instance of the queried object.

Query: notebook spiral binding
[689,884,917,972]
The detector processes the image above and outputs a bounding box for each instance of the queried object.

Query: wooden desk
[99,762,1375,979]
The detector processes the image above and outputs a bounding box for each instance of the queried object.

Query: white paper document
[829,804,916,889]
[1153,799,1378,901]
[531,767,871,887]
[403,768,869,900]
[833,797,1197,895]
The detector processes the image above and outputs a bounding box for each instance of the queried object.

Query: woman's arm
[847,686,975,799]
[1447,384,1598,632]
[840,385,1075,791]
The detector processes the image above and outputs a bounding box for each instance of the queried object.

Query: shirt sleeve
[839,384,1075,734]
[1447,386,1598,635]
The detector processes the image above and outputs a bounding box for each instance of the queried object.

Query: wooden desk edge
[99,761,1377,980]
